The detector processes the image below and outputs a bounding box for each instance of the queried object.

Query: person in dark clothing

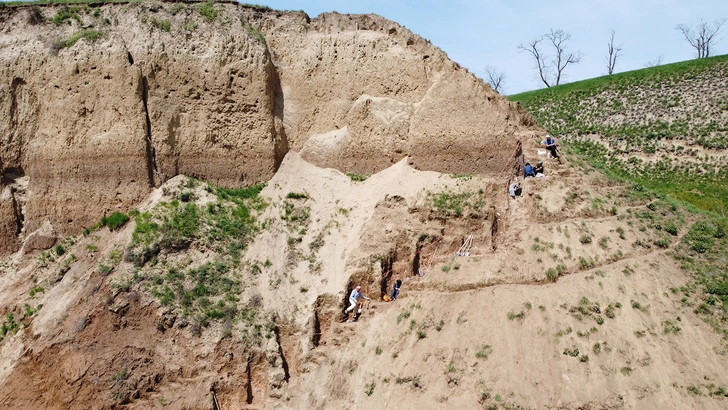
[534,160,544,175]
[390,279,403,301]
[524,162,535,178]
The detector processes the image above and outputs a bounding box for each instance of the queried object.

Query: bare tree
[518,29,583,87]
[518,37,550,88]
[675,18,727,58]
[605,29,623,75]
[644,54,664,68]
[483,65,506,93]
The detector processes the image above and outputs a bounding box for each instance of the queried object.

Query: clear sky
[257,0,728,94]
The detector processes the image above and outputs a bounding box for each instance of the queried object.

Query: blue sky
[257,0,728,94]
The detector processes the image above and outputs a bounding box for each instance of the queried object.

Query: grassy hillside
[511,56,728,344]
[510,54,728,217]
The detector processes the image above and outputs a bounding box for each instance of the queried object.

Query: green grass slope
[511,56,728,344]
[510,54,728,217]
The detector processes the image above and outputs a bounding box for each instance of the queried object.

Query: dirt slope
[1,134,727,409]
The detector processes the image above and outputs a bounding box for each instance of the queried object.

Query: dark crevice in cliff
[3,168,26,237]
[127,52,134,65]
[10,187,23,236]
[273,323,291,382]
[245,356,254,404]
[9,77,25,131]
[141,76,158,188]
[268,55,289,171]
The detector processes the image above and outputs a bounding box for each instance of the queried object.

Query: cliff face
[0,2,536,254]
[257,11,533,174]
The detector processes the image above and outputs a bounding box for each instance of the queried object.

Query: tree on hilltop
[605,29,623,75]
[484,65,506,93]
[675,18,727,58]
[518,29,583,88]
[644,54,664,68]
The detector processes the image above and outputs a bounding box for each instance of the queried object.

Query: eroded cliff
[0,1,535,254]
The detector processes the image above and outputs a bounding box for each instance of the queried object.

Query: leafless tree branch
[545,29,583,86]
[517,37,551,87]
[605,29,623,75]
[518,29,582,88]
[675,18,726,58]
[483,65,506,93]
[644,54,664,68]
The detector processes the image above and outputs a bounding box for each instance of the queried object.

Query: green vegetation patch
[50,5,83,26]
[425,188,484,218]
[117,181,276,341]
[346,172,369,182]
[126,183,265,266]
[55,29,103,49]
[150,17,171,32]
[198,1,218,23]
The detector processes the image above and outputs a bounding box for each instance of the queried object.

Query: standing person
[390,279,403,301]
[545,135,560,161]
[345,286,369,321]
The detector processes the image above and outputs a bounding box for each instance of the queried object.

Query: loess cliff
[0,1,535,255]
[2,3,728,410]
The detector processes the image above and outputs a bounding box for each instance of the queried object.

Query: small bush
[29,287,45,297]
[592,342,601,355]
[99,264,113,276]
[150,17,171,32]
[662,320,681,334]
[507,310,526,320]
[447,362,457,372]
[346,172,369,182]
[198,1,218,23]
[475,344,493,359]
[563,348,579,357]
[184,20,199,31]
[654,238,670,248]
[102,212,130,230]
[579,234,593,244]
[180,191,194,202]
[364,382,376,396]
[51,6,81,26]
[598,237,609,249]
[54,245,66,256]
[579,256,595,270]
[286,192,309,200]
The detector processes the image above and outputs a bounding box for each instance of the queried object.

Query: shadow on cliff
[269,59,289,172]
